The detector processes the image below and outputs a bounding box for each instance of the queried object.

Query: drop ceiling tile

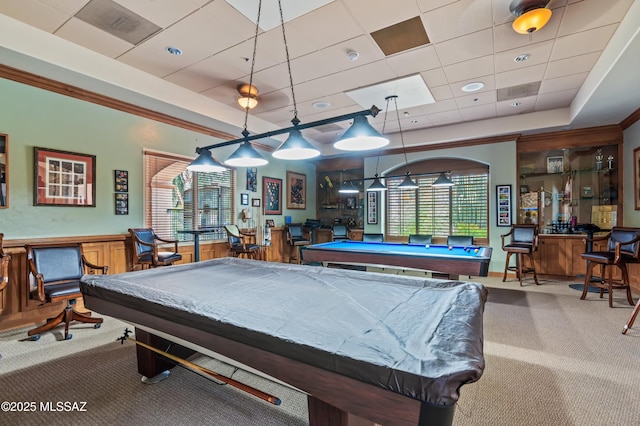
[430,85,454,101]
[225,0,334,31]
[539,72,588,94]
[442,55,494,84]
[385,44,441,75]
[345,74,435,110]
[56,17,133,58]
[496,95,536,116]
[114,0,205,27]
[452,75,495,97]
[434,28,493,67]
[421,0,492,43]
[0,0,70,32]
[429,109,463,125]
[558,0,633,36]
[494,40,554,73]
[420,67,448,87]
[40,0,90,15]
[343,0,421,32]
[419,98,458,114]
[415,0,458,13]
[455,90,497,109]
[495,63,546,89]
[550,24,618,61]
[459,103,497,121]
[535,88,579,110]
[545,51,600,79]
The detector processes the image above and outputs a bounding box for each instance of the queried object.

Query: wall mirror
[0,134,6,208]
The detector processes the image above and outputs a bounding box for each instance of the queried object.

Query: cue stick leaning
[118,329,281,405]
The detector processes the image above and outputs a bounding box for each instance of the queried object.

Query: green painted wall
[0,78,315,239]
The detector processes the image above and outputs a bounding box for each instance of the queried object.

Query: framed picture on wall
[115,193,128,215]
[367,191,378,225]
[241,193,249,205]
[114,170,128,192]
[286,171,306,209]
[496,184,512,227]
[247,167,257,192]
[252,198,261,207]
[263,176,282,215]
[33,147,96,207]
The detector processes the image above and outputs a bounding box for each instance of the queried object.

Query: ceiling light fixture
[237,83,259,109]
[510,0,552,34]
[432,172,455,187]
[461,82,485,92]
[514,53,531,62]
[187,0,384,172]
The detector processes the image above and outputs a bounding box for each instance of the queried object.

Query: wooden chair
[447,235,474,246]
[409,234,432,244]
[286,223,311,264]
[224,224,260,259]
[332,224,350,241]
[362,233,384,243]
[501,224,539,286]
[25,243,107,341]
[129,228,182,269]
[580,227,640,308]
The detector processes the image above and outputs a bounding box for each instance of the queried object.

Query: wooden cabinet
[316,158,364,228]
[535,236,567,276]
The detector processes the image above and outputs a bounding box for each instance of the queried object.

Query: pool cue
[118,329,281,405]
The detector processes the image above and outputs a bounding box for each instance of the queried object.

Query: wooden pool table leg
[135,328,196,383]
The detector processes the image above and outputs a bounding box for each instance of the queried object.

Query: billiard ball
[448,246,453,250]
[425,244,430,249]
[474,248,479,253]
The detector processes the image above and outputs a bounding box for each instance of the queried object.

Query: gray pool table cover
[80,257,487,406]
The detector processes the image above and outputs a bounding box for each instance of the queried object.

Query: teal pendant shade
[224,142,268,167]
[272,128,320,160]
[334,115,389,151]
[186,149,227,173]
[398,172,419,190]
[367,175,387,191]
[432,172,454,187]
[338,181,359,193]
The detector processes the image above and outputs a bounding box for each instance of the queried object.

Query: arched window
[386,158,489,241]
[144,150,234,241]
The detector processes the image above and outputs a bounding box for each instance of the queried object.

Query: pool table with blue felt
[301,240,493,278]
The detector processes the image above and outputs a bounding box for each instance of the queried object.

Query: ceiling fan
[509,0,553,34]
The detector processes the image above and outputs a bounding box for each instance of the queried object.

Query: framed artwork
[546,156,563,174]
[519,185,529,194]
[266,219,275,227]
[263,176,282,215]
[34,147,96,207]
[115,193,128,215]
[496,184,512,227]
[634,147,640,210]
[0,133,8,208]
[367,191,378,225]
[247,167,257,192]
[114,170,128,192]
[286,171,306,209]
[252,198,261,207]
[241,193,249,205]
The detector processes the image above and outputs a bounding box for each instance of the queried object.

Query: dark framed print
[263,176,282,215]
[546,156,563,174]
[247,167,257,192]
[367,191,378,225]
[34,147,96,207]
[114,169,128,192]
[115,193,128,215]
[241,193,249,205]
[286,171,306,209]
[635,147,640,210]
[496,184,512,227]
[252,198,261,207]
[0,133,8,208]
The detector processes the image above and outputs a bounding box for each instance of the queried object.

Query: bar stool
[581,227,640,308]
[286,224,311,264]
[501,224,539,286]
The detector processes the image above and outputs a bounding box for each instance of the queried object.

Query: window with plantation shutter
[143,150,234,242]
[386,160,488,239]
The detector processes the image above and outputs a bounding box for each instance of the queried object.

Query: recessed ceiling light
[461,82,485,92]
[312,101,331,110]
[514,53,531,62]
[166,46,182,55]
[346,50,360,61]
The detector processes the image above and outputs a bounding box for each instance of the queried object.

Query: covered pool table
[80,258,487,426]
[301,240,493,278]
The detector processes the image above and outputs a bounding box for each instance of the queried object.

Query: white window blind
[387,170,488,239]
[143,150,234,241]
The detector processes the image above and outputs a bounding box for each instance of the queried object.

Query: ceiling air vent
[497,82,541,102]
[75,0,162,45]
